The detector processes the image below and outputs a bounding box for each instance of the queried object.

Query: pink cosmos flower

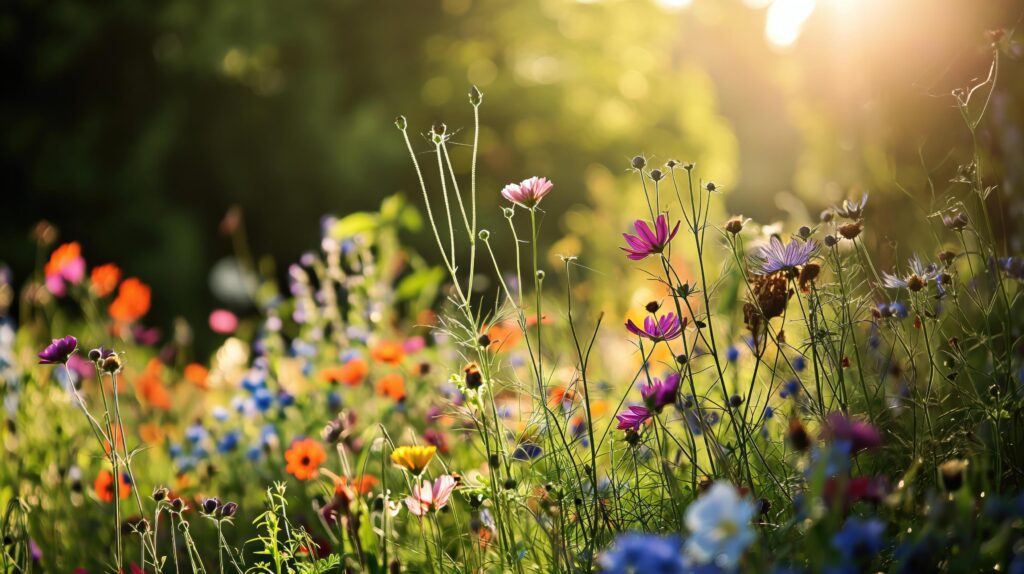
[209,309,239,334]
[625,312,684,342]
[404,474,457,517]
[500,177,554,209]
[621,214,680,261]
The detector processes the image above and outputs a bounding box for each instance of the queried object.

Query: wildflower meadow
[4,4,1024,573]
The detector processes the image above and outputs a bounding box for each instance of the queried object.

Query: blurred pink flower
[404,474,457,516]
[209,309,239,334]
[44,242,86,296]
[501,176,553,209]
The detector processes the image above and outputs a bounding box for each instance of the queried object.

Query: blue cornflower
[212,406,229,422]
[253,388,274,412]
[513,443,543,461]
[217,430,240,453]
[780,379,800,399]
[792,356,806,372]
[599,533,687,574]
[727,346,740,363]
[242,373,266,392]
[832,517,886,560]
[764,406,775,419]
[753,237,819,275]
[185,423,207,444]
[246,445,263,462]
[327,391,342,411]
[278,392,295,407]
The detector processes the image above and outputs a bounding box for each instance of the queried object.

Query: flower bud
[725,217,745,235]
[394,115,407,130]
[202,497,220,514]
[469,85,483,106]
[478,229,490,241]
[536,270,545,281]
[645,301,661,313]
[824,235,838,247]
[820,209,834,223]
[649,169,664,182]
[838,222,862,240]
[631,155,646,170]
[219,501,238,518]
[152,486,169,502]
[798,226,812,239]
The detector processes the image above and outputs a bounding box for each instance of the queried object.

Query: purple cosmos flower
[621,214,680,261]
[625,312,684,342]
[616,405,652,431]
[824,412,882,453]
[500,176,553,209]
[881,255,938,291]
[641,373,681,412]
[38,335,78,364]
[752,237,818,275]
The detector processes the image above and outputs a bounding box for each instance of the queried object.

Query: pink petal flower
[209,309,239,334]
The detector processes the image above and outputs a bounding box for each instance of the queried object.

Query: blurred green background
[3,0,1022,337]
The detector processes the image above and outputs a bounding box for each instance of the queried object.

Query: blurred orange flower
[103,426,124,455]
[485,321,522,351]
[370,341,404,365]
[320,357,369,386]
[285,438,327,480]
[375,373,405,400]
[139,422,165,445]
[137,358,171,410]
[89,263,121,297]
[109,278,151,323]
[45,242,82,278]
[184,363,209,389]
[335,474,379,496]
[94,469,131,503]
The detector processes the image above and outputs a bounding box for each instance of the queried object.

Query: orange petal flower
[370,341,404,365]
[375,373,405,401]
[89,263,121,297]
[109,277,151,323]
[184,363,209,389]
[94,469,131,503]
[320,357,369,386]
[284,438,327,481]
[137,358,171,410]
[45,242,83,277]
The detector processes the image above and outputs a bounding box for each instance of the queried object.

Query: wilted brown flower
[743,272,792,338]
[838,222,862,240]
[798,263,821,293]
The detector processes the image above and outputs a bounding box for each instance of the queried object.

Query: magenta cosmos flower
[501,176,553,209]
[625,312,684,342]
[641,373,681,412]
[621,214,680,261]
[824,412,882,453]
[405,474,457,516]
[38,335,78,364]
[616,405,652,431]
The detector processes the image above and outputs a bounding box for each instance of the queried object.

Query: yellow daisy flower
[390,445,437,475]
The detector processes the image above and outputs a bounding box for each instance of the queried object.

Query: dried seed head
[838,222,862,240]
[645,301,661,314]
[649,169,664,182]
[631,155,647,170]
[725,217,745,235]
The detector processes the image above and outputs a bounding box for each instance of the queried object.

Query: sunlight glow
[654,0,694,10]
[765,0,817,47]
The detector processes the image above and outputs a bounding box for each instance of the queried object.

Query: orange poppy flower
[335,474,379,496]
[320,357,369,386]
[136,358,171,410]
[139,422,165,445]
[485,321,522,351]
[370,341,404,365]
[375,373,405,401]
[548,385,576,407]
[184,363,209,389]
[103,426,124,455]
[94,469,131,503]
[109,277,151,323]
[45,242,82,278]
[89,263,121,297]
[284,438,327,480]
[589,399,610,418]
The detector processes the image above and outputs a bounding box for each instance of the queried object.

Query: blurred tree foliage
[2,0,1022,341]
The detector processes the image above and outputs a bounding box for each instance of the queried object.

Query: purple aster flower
[621,214,680,261]
[881,255,938,292]
[997,256,1024,281]
[752,237,818,275]
[833,192,868,220]
[824,412,881,453]
[616,405,652,431]
[625,312,684,342]
[501,176,553,209]
[38,335,78,365]
[641,373,681,412]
